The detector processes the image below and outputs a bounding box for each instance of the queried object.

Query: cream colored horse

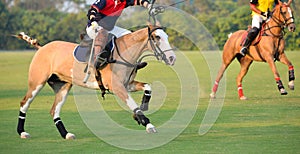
[210,2,296,100]
[16,25,176,139]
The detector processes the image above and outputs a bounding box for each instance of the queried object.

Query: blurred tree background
[0,0,299,50]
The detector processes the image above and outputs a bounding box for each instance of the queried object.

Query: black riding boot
[240,27,259,56]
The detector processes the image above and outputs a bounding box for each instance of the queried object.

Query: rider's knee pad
[249,27,260,39]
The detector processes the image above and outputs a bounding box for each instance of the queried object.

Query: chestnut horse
[15,25,176,139]
[210,2,296,100]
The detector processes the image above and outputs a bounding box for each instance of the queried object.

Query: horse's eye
[155,36,161,40]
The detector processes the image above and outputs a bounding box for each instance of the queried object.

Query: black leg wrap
[17,111,26,135]
[276,80,285,91]
[140,90,151,111]
[289,69,295,81]
[133,108,150,127]
[54,118,68,139]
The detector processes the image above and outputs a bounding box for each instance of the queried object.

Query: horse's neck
[115,28,148,62]
[265,9,283,37]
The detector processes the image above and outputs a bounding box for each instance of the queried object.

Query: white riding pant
[251,14,266,29]
[86,25,131,39]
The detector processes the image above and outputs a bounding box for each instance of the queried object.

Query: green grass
[0,51,299,153]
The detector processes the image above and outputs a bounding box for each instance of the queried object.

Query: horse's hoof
[239,96,247,100]
[20,132,31,139]
[146,123,157,133]
[65,133,76,140]
[210,92,216,99]
[288,81,294,90]
[280,88,288,95]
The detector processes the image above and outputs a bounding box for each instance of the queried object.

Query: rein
[264,6,294,38]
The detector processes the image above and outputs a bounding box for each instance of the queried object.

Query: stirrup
[94,57,107,70]
[240,47,248,57]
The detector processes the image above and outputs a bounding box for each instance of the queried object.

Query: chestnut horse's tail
[13,32,42,49]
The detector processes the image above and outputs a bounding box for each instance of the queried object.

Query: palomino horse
[15,24,176,139]
[210,2,296,100]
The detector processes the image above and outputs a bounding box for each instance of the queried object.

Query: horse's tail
[12,32,42,49]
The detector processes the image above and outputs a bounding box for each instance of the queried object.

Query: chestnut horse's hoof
[288,81,294,90]
[239,96,247,100]
[280,88,288,95]
[209,92,216,99]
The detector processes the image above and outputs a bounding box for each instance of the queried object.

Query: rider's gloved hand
[261,11,270,18]
[149,6,158,16]
[86,20,101,39]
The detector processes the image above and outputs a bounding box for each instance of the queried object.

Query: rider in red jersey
[86,0,153,69]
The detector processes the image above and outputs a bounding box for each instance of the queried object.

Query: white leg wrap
[143,84,151,91]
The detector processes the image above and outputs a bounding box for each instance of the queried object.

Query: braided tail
[12,32,41,49]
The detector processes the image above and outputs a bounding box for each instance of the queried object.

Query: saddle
[73,35,115,64]
[240,23,266,46]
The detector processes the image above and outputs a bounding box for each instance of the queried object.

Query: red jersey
[90,0,138,30]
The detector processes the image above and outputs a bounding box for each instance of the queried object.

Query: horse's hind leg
[18,84,44,138]
[47,75,74,139]
[236,57,253,100]
[278,53,295,90]
[128,81,151,111]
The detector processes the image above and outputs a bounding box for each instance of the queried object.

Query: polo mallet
[83,33,97,83]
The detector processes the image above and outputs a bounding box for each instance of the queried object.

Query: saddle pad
[73,45,90,63]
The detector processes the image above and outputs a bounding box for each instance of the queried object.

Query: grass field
[0,51,299,153]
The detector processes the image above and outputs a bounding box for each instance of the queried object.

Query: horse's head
[148,25,176,66]
[274,1,296,32]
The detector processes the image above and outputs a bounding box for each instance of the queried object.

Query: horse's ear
[278,0,283,6]
[286,0,292,6]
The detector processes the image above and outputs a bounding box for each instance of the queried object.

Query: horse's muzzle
[288,23,296,32]
[168,56,176,66]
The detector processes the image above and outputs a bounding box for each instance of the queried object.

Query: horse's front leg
[113,82,157,133]
[128,81,151,111]
[278,53,295,90]
[265,54,288,95]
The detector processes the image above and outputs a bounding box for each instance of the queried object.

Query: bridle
[111,26,175,87]
[264,5,295,38]
[137,26,175,65]
[112,26,174,68]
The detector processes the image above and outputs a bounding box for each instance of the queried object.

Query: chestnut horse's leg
[47,75,74,139]
[265,54,288,95]
[210,47,236,98]
[128,81,152,111]
[278,53,295,90]
[236,57,253,100]
[113,81,157,133]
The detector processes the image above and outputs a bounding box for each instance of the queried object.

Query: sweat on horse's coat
[210,3,296,100]
[15,24,175,139]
